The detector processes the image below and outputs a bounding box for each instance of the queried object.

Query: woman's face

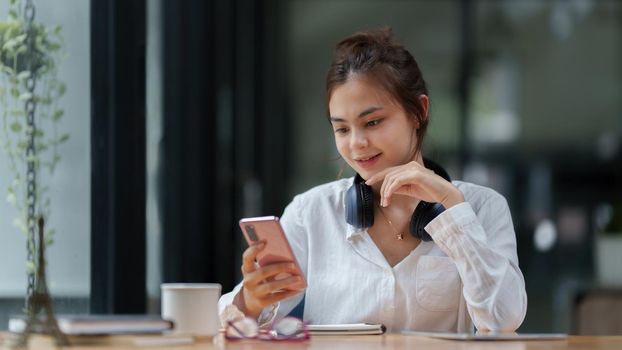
[329,77,419,180]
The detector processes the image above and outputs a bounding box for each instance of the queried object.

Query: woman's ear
[419,94,430,122]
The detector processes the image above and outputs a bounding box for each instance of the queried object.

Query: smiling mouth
[355,153,381,163]
[356,154,380,162]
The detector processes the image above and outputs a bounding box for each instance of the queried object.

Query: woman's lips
[355,153,381,169]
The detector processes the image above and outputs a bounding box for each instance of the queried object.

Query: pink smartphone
[239,216,307,291]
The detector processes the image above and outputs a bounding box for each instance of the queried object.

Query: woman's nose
[350,129,368,149]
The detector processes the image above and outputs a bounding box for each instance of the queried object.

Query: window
[0,0,90,328]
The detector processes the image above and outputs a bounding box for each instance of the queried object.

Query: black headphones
[345,158,451,242]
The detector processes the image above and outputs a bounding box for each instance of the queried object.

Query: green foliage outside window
[0,0,67,271]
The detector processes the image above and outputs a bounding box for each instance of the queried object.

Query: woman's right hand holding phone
[233,241,304,319]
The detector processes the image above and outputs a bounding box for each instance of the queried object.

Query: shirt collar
[345,223,365,240]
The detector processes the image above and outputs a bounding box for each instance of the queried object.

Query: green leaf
[10,122,22,133]
[6,192,17,206]
[12,217,27,233]
[2,34,26,51]
[8,9,18,19]
[58,134,70,144]
[19,92,32,101]
[14,34,27,44]
[17,70,31,80]
[10,109,24,117]
[26,261,36,274]
[45,237,54,246]
[38,95,53,105]
[47,229,56,237]
[58,82,67,96]
[16,140,28,150]
[16,45,27,54]
[3,39,16,51]
[10,87,19,98]
[1,65,14,75]
[3,25,16,41]
[34,129,44,138]
[53,109,64,121]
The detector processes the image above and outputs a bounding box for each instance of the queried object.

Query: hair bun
[335,27,394,59]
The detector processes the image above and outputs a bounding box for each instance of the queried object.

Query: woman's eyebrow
[358,106,383,118]
[330,106,384,122]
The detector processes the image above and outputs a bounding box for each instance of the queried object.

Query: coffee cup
[161,283,222,336]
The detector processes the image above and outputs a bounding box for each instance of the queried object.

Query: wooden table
[4,333,622,350]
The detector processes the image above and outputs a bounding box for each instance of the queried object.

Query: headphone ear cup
[358,183,374,228]
[410,202,445,242]
[345,182,375,229]
[345,184,359,228]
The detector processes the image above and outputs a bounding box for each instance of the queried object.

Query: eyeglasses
[225,316,309,341]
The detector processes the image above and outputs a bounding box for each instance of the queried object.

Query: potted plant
[595,203,622,286]
[0,0,69,345]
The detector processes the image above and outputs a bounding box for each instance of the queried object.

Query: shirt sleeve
[425,193,527,331]
[217,195,308,324]
[274,194,309,318]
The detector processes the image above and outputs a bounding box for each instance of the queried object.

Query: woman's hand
[365,161,464,208]
[233,241,303,319]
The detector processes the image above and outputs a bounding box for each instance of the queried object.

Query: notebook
[401,330,568,341]
[307,323,386,335]
[8,314,174,335]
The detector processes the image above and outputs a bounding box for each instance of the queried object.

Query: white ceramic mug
[161,283,222,336]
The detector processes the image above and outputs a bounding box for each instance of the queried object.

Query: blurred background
[1,0,621,334]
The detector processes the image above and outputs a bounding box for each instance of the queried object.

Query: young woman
[219,27,527,333]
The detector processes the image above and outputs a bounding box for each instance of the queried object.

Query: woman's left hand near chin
[365,161,465,209]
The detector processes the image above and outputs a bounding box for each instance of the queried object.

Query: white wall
[0,0,90,297]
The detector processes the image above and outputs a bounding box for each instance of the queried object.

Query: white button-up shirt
[219,179,527,332]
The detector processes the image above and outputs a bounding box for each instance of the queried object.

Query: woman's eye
[334,127,349,134]
[367,119,382,127]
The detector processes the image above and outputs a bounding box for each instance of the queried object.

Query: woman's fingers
[365,169,387,186]
[378,164,449,206]
[254,275,303,296]
[383,171,426,205]
[239,244,303,316]
[241,241,265,274]
[243,262,300,290]
[380,169,420,206]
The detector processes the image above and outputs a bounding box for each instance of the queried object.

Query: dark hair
[326,27,429,156]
